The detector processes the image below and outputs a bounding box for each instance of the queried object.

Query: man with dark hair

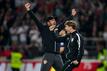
[25,3,64,71]
[62,20,84,71]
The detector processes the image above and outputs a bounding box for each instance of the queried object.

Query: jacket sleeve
[76,34,84,61]
[28,10,44,30]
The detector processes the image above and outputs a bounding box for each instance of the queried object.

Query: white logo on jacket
[71,38,74,42]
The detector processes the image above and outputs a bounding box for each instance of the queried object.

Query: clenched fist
[25,3,31,11]
[59,30,66,37]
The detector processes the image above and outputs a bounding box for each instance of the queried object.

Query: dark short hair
[64,20,77,29]
[46,16,55,22]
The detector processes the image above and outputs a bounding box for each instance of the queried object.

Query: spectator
[29,21,42,48]
[17,21,28,44]
[9,23,18,44]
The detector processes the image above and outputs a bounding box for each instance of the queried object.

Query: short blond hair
[64,20,78,29]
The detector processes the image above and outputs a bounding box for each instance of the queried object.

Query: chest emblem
[71,38,74,42]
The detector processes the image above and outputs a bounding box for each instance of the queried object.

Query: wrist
[27,8,30,11]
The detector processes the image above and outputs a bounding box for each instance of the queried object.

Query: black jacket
[28,10,64,53]
[66,31,84,61]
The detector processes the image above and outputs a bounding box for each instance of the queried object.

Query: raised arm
[24,3,44,30]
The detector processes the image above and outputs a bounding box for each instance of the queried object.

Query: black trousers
[40,53,63,71]
[11,68,20,71]
[62,60,80,71]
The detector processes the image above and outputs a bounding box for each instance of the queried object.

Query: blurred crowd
[0,0,107,60]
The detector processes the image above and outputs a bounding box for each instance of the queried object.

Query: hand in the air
[25,3,31,11]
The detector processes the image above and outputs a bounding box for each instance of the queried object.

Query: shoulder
[75,33,84,41]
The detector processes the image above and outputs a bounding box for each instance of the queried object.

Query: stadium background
[0,0,107,71]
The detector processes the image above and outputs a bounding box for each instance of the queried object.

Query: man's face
[47,19,56,27]
[65,25,73,33]
[47,19,57,31]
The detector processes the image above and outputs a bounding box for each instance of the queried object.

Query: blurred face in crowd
[71,8,77,16]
